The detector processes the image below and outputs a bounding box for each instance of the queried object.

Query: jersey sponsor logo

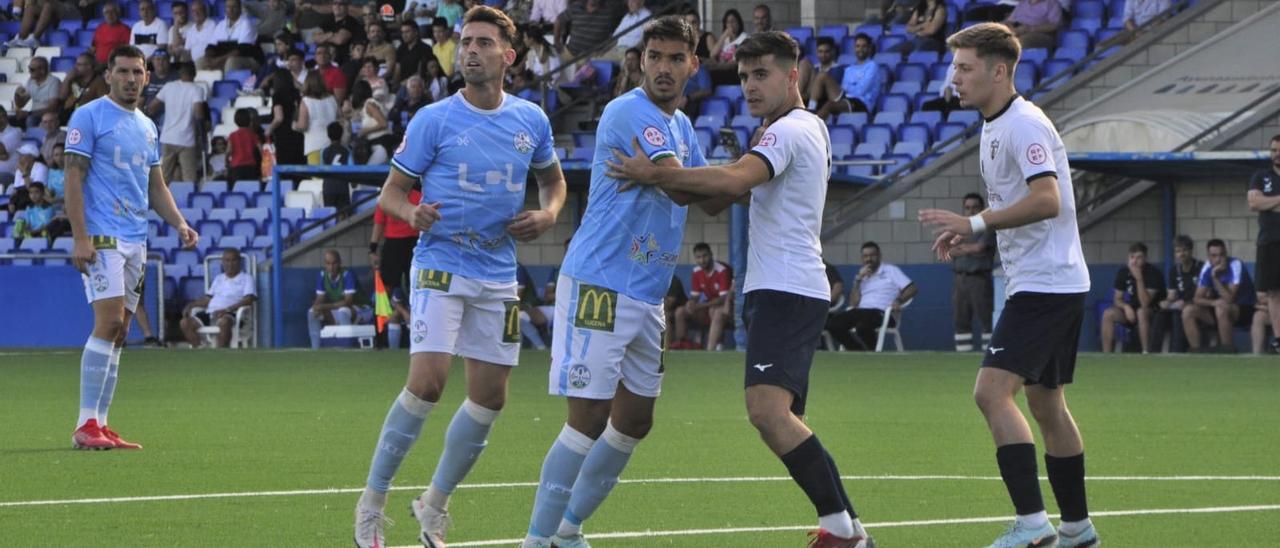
[414,269,453,291]
[642,126,667,147]
[450,227,507,251]
[395,136,407,155]
[1026,143,1048,165]
[628,233,677,267]
[1264,175,1273,193]
[513,131,534,154]
[989,347,1005,354]
[575,283,617,332]
[91,235,118,250]
[568,364,592,389]
[757,133,777,147]
[502,300,521,343]
[68,128,83,146]
[752,363,774,372]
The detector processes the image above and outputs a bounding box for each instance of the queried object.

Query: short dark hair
[327,121,344,141]
[431,16,449,30]
[172,1,188,10]
[735,30,800,65]
[1271,134,1280,144]
[693,242,711,253]
[963,192,985,207]
[463,5,517,45]
[1174,234,1194,250]
[625,47,642,58]
[233,107,253,128]
[862,241,881,252]
[108,45,146,68]
[816,36,836,50]
[286,47,304,60]
[1129,242,1148,255]
[1207,238,1227,252]
[641,15,697,53]
[854,32,873,45]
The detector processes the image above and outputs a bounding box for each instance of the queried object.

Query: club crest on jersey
[643,126,666,147]
[758,133,777,147]
[68,128,83,145]
[1264,176,1273,193]
[513,131,534,154]
[395,136,407,155]
[1026,143,1047,165]
[412,319,427,343]
[989,139,999,160]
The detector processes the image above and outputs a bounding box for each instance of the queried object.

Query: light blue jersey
[391,92,557,283]
[64,96,161,243]
[560,87,706,304]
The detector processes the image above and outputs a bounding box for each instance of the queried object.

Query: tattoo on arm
[64,154,90,176]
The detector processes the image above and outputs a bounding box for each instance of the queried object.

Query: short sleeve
[64,106,95,158]
[1113,269,1127,292]
[1228,260,1243,285]
[889,265,912,291]
[747,118,799,181]
[242,274,257,296]
[315,272,325,295]
[609,102,677,162]
[148,119,161,166]
[1197,263,1211,287]
[343,271,357,294]
[530,109,557,169]
[391,107,438,178]
[1250,171,1266,192]
[1008,117,1059,184]
[208,276,222,298]
[1147,265,1166,292]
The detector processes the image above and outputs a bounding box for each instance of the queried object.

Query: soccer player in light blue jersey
[65,45,198,451]
[353,7,567,548]
[521,17,735,548]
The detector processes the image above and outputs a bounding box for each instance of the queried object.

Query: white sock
[1016,510,1050,529]
[851,518,868,538]
[423,485,450,512]
[819,510,856,538]
[1058,517,1092,536]
[556,517,581,538]
[358,488,387,511]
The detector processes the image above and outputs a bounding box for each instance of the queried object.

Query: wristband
[969,214,987,234]
[369,242,378,254]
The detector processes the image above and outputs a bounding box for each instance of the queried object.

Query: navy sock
[996,443,1045,515]
[1045,453,1088,522]
[781,435,846,517]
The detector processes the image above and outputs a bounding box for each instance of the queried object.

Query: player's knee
[972,385,1009,414]
[99,316,126,340]
[405,379,444,403]
[611,415,653,440]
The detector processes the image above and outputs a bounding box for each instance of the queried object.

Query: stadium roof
[1068,150,1270,181]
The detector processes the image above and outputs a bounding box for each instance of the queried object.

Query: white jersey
[742,108,831,301]
[979,96,1090,296]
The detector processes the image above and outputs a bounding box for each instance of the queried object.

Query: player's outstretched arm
[509,162,568,242]
[920,176,1059,240]
[379,167,441,232]
[607,137,771,197]
[149,166,199,249]
[63,153,96,273]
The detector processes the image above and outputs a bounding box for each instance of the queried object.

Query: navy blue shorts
[982,291,1086,388]
[742,289,829,415]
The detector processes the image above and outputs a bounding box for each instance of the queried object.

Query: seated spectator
[523,28,562,87]
[435,0,465,29]
[1100,242,1166,353]
[430,17,458,78]
[180,0,219,66]
[394,20,430,87]
[606,0,650,61]
[0,106,19,187]
[1002,0,1062,50]
[365,22,397,78]
[810,33,881,117]
[555,0,622,59]
[313,44,350,103]
[1182,239,1256,353]
[37,112,65,166]
[314,0,367,63]
[893,0,948,53]
[90,2,132,65]
[44,143,66,203]
[391,76,430,137]
[130,0,170,59]
[663,273,689,350]
[682,8,714,61]
[751,4,773,33]
[611,47,643,99]
[6,143,48,214]
[286,48,308,89]
[1125,0,1171,32]
[708,9,747,68]
[180,249,258,348]
[5,0,81,48]
[680,60,712,119]
[203,0,262,72]
[228,108,263,183]
[245,0,290,39]
[826,241,917,351]
[875,0,917,26]
[341,41,369,86]
[405,0,439,28]
[13,56,61,129]
[59,54,110,123]
[308,249,362,349]
[422,56,451,103]
[321,122,352,212]
[672,243,734,350]
[12,182,68,243]
[799,37,842,105]
[356,57,392,108]
[1152,234,1202,352]
[167,1,191,61]
[920,62,961,116]
[1251,291,1273,354]
[207,135,228,180]
[348,80,394,165]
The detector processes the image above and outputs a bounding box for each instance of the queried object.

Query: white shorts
[81,237,147,313]
[549,275,666,400]
[408,266,521,366]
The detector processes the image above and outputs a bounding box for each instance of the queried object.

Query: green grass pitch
[1,349,1277,546]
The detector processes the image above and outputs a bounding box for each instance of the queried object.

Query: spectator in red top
[370,186,421,295]
[314,44,350,104]
[227,108,262,182]
[674,242,735,350]
[92,3,133,64]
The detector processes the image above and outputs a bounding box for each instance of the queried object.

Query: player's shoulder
[1008,98,1057,131]
[602,88,658,122]
[503,93,550,121]
[768,108,825,137]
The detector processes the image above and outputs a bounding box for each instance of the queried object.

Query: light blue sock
[527,424,595,539]
[96,346,122,425]
[365,388,435,495]
[307,308,323,349]
[560,421,640,536]
[387,323,402,348]
[424,399,500,510]
[77,337,114,427]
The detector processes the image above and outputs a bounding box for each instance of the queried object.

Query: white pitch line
[2,475,1279,509]
[426,504,1280,547]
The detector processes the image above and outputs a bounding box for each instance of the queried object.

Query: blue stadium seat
[929,62,951,82]
[309,206,336,220]
[19,238,48,252]
[56,19,82,32]
[230,216,262,238]
[225,69,252,84]
[201,181,228,194]
[906,50,940,66]
[829,126,857,146]
[231,180,261,194]
[889,81,922,96]
[948,110,981,127]
[910,110,943,127]
[1075,0,1106,20]
[554,147,567,161]
[936,122,968,144]
[589,60,614,89]
[854,144,886,161]
[895,63,928,83]
[818,24,849,41]
[873,52,902,67]
[280,208,306,226]
[1014,64,1039,94]
[842,164,876,178]
[1043,58,1076,79]
[877,35,906,53]
[880,154,915,175]
[730,114,760,128]
[872,111,905,127]
[178,207,204,225]
[853,24,882,39]
[727,127,751,152]
[695,114,724,129]
[251,235,273,250]
[861,125,895,148]
[222,192,250,211]
[736,98,749,116]
[207,208,238,224]
[572,132,594,149]
[714,85,744,103]
[253,192,273,210]
[709,146,732,159]
[835,112,869,127]
[46,29,71,47]
[51,55,75,72]
[1095,27,1124,45]
[701,97,733,119]
[1071,17,1103,34]
[569,147,593,162]
[1054,47,1088,62]
[831,142,855,159]
[188,193,216,211]
[148,219,167,239]
[212,80,239,99]
[1058,30,1092,51]
[694,128,715,150]
[217,235,248,251]
[180,276,206,301]
[0,237,13,253]
[197,220,225,243]
[49,237,73,254]
[76,29,94,46]
[1021,48,1050,66]
[786,26,814,44]
[878,94,912,113]
[151,236,179,260]
[897,123,933,147]
[173,249,201,268]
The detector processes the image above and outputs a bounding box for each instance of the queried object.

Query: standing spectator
[168,1,191,61]
[606,0,650,61]
[314,44,350,102]
[1246,134,1280,352]
[369,184,420,298]
[404,0,439,28]
[950,192,997,352]
[826,241,917,351]
[38,111,65,173]
[394,20,430,87]
[674,242,734,351]
[434,0,465,28]
[227,108,263,182]
[522,28,561,85]
[287,48,309,88]
[315,0,367,63]
[180,0,219,66]
[0,106,22,187]
[1003,0,1061,49]
[59,53,110,122]
[1152,234,1203,352]
[554,0,621,59]
[708,9,746,66]
[307,249,361,349]
[90,2,132,65]
[751,4,772,33]
[142,50,175,126]
[208,135,228,180]
[799,37,841,105]
[267,68,306,166]
[204,0,261,72]
[130,0,170,59]
[149,62,207,184]
[894,0,948,53]
[320,122,352,211]
[295,71,340,165]
[340,41,369,85]
[1182,239,1255,353]
[356,57,392,109]
[430,17,458,77]
[611,47,642,99]
[811,33,881,117]
[366,22,397,78]
[245,0,290,39]
[1100,242,1166,353]
[390,75,430,137]
[180,250,258,348]
[528,0,566,26]
[13,56,61,129]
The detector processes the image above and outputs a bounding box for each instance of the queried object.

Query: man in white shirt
[13,56,62,128]
[130,0,171,58]
[147,63,208,184]
[180,0,219,65]
[179,249,258,348]
[0,106,24,186]
[919,22,1097,548]
[203,0,261,71]
[607,31,877,548]
[604,0,650,61]
[825,241,917,351]
[528,0,567,26]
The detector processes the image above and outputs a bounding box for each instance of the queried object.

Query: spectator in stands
[823,260,846,349]
[268,67,307,165]
[130,0,170,59]
[751,4,772,33]
[142,49,175,124]
[0,106,22,187]
[6,143,48,214]
[430,16,458,77]
[12,181,68,243]
[352,78,394,159]
[877,0,917,26]
[606,0,649,61]
[950,193,996,352]
[893,0,948,53]
[799,37,841,105]
[962,0,1017,24]
[611,47,642,99]
[227,108,263,183]
[522,27,561,86]
[245,0,290,39]
[663,273,689,350]
[555,0,621,59]
[181,249,258,348]
[1100,242,1166,353]
[313,43,349,103]
[294,0,330,34]
[421,55,450,102]
[826,241,917,351]
[1247,134,1280,351]
[295,71,340,165]
[208,135,228,180]
[390,75,430,136]
[308,249,361,349]
[40,116,65,185]
[59,53,109,122]
[404,0,438,28]
[167,1,190,60]
[1002,0,1062,50]
[320,121,352,212]
[1124,0,1171,31]
[13,56,61,129]
[149,61,207,184]
[673,242,734,351]
[528,0,566,27]
[365,22,397,76]
[394,20,429,87]
[204,0,262,72]
[1152,234,1202,352]
[1250,291,1273,354]
[811,33,881,117]
[357,57,392,107]
[708,9,746,66]
[920,61,960,115]
[5,0,77,48]
[44,143,64,201]
[680,57,712,119]
[286,48,308,88]
[1183,239,1255,353]
[315,0,367,63]
[681,8,714,60]
[180,0,219,66]
[340,39,369,85]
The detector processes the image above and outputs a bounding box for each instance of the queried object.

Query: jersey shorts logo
[1026,143,1048,165]
[513,131,534,154]
[92,235,118,249]
[643,126,666,147]
[68,128,83,145]
[92,273,109,293]
[569,364,592,389]
[414,269,453,291]
[502,300,521,343]
[575,284,617,332]
[412,319,428,343]
[758,133,777,147]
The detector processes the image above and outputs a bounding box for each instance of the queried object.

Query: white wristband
[969,214,987,234]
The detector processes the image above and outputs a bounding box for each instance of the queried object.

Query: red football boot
[100,425,143,449]
[807,529,876,548]
[72,419,115,450]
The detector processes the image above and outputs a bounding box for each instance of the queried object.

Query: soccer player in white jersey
[353,6,567,548]
[519,16,719,548]
[918,23,1098,548]
[65,45,198,451]
[607,31,875,548]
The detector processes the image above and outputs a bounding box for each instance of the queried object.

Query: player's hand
[932,229,965,261]
[508,209,555,242]
[368,252,380,269]
[71,237,97,274]
[177,224,200,249]
[607,137,659,191]
[1128,256,1143,278]
[409,201,443,232]
[918,208,972,237]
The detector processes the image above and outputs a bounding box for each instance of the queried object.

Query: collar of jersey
[632,87,673,120]
[983,94,1020,123]
[456,90,506,115]
[102,95,142,115]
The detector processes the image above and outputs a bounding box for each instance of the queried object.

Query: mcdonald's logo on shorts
[415,269,453,291]
[502,301,521,343]
[575,283,617,332]
[91,235,118,250]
